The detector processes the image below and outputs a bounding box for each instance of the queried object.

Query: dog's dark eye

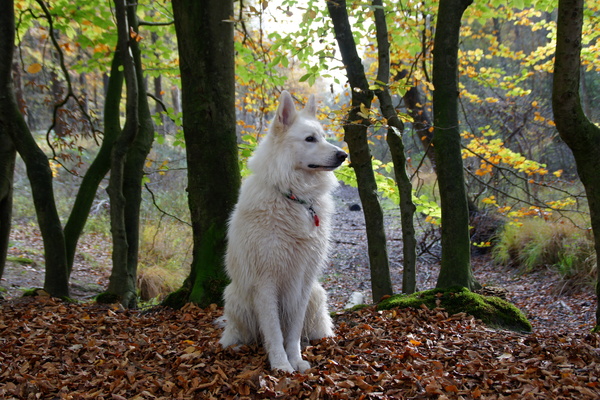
[305,136,317,142]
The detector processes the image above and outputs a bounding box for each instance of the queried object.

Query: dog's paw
[213,315,227,329]
[291,359,311,373]
[270,361,295,373]
[219,331,241,349]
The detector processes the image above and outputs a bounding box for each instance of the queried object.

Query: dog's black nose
[336,151,348,162]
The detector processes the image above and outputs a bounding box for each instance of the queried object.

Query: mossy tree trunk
[105,0,140,308]
[120,2,155,304]
[327,0,393,302]
[372,0,417,294]
[0,0,69,298]
[432,0,480,290]
[552,0,600,330]
[165,0,240,308]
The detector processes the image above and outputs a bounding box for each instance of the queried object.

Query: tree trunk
[165,0,240,307]
[105,0,140,308]
[432,0,479,290]
[327,0,393,302]
[0,0,69,298]
[121,1,156,304]
[552,0,600,330]
[151,32,166,136]
[372,0,417,294]
[0,126,16,281]
[397,70,435,171]
[63,51,123,273]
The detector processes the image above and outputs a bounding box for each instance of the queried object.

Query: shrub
[492,218,596,292]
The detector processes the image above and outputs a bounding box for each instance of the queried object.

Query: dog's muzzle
[308,151,348,170]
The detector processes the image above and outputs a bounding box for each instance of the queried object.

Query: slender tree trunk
[327,0,393,302]
[398,71,435,171]
[105,0,139,307]
[0,51,17,280]
[0,127,16,281]
[152,32,166,136]
[0,0,69,298]
[432,0,479,290]
[372,0,417,294]
[121,0,155,303]
[165,0,240,307]
[63,51,123,272]
[552,0,600,330]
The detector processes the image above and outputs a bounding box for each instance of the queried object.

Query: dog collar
[283,190,320,227]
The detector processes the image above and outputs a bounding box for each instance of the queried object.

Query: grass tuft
[137,222,191,301]
[492,218,596,292]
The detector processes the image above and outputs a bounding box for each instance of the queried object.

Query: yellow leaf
[27,63,42,74]
[357,103,370,119]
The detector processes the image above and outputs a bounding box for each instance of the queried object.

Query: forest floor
[1,184,599,399]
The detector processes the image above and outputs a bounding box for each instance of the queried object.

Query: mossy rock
[377,286,532,332]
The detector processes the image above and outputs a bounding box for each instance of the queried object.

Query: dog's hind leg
[303,282,334,341]
[220,283,257,347]
[253,284,295,373]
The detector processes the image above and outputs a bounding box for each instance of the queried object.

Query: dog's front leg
[253,286,295,373]
[284,287,312,372]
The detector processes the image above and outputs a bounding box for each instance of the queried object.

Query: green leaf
[299,73,311,82]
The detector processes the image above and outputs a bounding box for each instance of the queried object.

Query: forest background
[0,0,599,322]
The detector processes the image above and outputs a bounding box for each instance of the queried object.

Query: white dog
[219,91,347,373]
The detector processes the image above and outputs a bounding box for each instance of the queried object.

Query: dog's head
[270,91,347,172]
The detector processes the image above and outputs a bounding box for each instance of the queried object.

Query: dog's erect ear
[274,91,297,133]
[303,95,317,117]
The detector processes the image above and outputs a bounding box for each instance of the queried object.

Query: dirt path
[326,184,597,334]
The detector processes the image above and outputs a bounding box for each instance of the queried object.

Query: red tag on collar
[314,214,320,227]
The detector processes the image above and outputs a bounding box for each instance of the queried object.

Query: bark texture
[0,123,16,281]
[167,0,240,307]
[372,0,417,294]
[432,0,479,290]
[105,0,140,308]
[552,0,600,329]
[327,0,393,302]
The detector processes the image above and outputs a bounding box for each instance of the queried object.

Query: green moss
[161,286,191,309]
[377,286,532,332]
[22,288,47,297]
[6,256,35,264]
[347,304,370,312]
[95,292,122,305]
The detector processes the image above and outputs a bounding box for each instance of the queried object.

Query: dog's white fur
[219,91,347,373]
